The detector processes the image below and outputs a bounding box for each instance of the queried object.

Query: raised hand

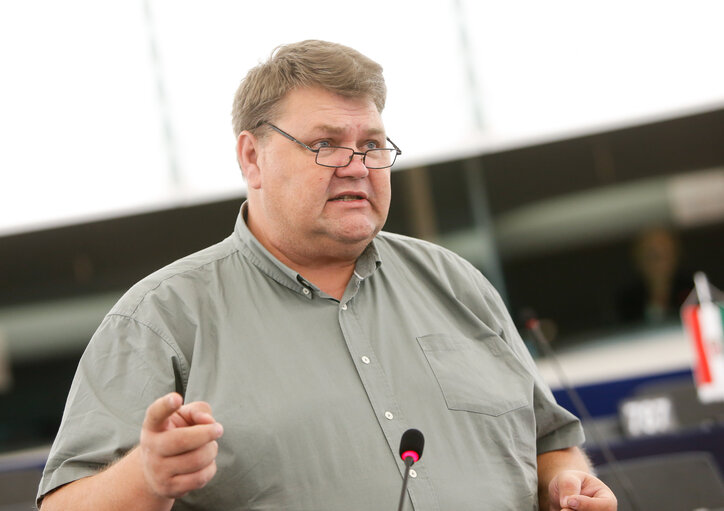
[139,392,224,499]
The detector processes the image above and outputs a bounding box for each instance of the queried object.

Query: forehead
[275,87,384,134]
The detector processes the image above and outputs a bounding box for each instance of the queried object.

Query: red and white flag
[681,273,724,403]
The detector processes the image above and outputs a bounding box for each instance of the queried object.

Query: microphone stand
[527,318,643,511]
[396,456,415,511]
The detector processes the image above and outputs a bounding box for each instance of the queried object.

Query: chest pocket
[417,333,532,416]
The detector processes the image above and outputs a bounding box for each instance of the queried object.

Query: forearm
[40,447,174,511]
[537,447,592,509]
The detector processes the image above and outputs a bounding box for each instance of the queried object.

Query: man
[38,40,616,510]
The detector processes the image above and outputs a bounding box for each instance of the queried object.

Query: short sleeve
[37,313,186,504]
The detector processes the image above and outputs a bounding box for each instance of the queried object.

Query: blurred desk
[587,421,724,474]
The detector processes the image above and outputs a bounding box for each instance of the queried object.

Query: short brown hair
[231,40,386,138]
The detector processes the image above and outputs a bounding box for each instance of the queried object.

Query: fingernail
[567,498,579,509]
[215,423,224,436]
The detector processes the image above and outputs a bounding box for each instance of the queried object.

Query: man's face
[247,87,392,262]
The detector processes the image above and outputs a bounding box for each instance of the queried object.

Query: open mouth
[329,194,366,202]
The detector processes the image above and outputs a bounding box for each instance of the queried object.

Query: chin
[335,224,380,245]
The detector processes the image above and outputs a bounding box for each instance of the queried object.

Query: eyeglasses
[261,122,401,169]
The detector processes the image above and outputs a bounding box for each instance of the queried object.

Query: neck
[246,212,365,301]
[297,263,356,301]
[271,249,359,301]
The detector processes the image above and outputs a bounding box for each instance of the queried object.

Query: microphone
[397,428,424,511]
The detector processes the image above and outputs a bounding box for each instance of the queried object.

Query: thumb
[554,472,583,509]
[143,392,183,432]
[562,494,611,510]
[176,401,216,427]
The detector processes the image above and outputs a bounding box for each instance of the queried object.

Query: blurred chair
[597,451,724,511]
[0,467,42,510]
[0,446,47,511]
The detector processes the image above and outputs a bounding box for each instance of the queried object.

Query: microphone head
[399,428,424,463]
[519,307,540,331]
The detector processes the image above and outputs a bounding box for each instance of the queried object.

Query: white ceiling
[2,0,723,235]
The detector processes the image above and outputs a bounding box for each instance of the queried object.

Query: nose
[335,152,369,179]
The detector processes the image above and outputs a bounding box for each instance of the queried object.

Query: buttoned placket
[336,274,437,510]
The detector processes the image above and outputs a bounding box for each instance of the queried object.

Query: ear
[237,131,263,189]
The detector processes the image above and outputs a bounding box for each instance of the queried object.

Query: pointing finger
[143,393,183,432]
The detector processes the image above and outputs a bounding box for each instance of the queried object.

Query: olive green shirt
[39,203,584,510]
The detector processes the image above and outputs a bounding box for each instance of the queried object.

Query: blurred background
[1,1,724,509]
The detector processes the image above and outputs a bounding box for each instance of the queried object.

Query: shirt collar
[233,201,382,298]
[354,242,381,280]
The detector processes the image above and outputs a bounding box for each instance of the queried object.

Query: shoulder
[374,231,509,325]
[375,230,483,280]
[110,235,239,318]
[376,230,467,261]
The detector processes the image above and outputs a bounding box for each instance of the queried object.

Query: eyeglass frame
[258,121,401,169]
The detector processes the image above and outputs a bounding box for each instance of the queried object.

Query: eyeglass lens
[316,147,396,169]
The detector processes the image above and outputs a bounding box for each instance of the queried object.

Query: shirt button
[361,356,370,364]
[302,288,310,295]
[341,303,348,310]
[384,411,394,420]
[409,469,417,478]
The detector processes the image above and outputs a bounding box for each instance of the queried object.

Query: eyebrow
[311,124,386,138]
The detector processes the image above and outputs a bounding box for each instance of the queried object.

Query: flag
[681,273,724,403]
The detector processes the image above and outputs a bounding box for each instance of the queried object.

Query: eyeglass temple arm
[263,122,318,152]
[387,137,402,155]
